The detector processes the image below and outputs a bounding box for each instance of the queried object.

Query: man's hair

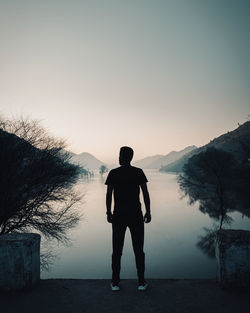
[120,146,134,162]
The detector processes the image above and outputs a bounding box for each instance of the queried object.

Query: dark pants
[112,212,145,284]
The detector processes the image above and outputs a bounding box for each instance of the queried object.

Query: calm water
[42,170,250,279]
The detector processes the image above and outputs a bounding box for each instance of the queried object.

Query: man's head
[119,146,134,165]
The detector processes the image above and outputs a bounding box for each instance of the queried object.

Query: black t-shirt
[105,165,148,215]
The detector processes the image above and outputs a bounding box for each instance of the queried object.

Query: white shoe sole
[138,283,149,291]
[110,283,120,291]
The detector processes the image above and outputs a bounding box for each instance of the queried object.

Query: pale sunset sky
[0,0,249,163]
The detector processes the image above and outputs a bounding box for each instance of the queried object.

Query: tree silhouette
[178,147,237,229]
[0,117,82,243]
[178,146,250,258]
[99,164,108,176]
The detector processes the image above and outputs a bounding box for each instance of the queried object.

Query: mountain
[161,121,250,173]
[149,146,197,169]
[133,155,164,169]
[134,146,197,169]
[160,150,197,172]
[204,121,250,160]
[70,152,106,170]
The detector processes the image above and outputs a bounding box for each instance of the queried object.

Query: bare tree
[0,116,82,243]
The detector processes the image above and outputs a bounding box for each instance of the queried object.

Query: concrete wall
[216,229,250,287]
[0,233,40,291]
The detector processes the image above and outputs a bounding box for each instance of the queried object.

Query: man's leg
[129,214,145,283]
[112,215,127,284]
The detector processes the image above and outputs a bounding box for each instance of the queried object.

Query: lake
[41,169,250,279]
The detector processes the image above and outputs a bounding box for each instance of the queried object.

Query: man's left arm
[106,185,113,223]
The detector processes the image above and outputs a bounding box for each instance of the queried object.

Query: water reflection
[195,190,249,259]
[177,147,250,259]
[196,227,217,259]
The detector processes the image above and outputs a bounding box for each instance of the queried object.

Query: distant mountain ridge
[70,152,106,170]
[67,121,250,172]
[161,121,250,173]
[134,146,197,169]
[133,154,163,169]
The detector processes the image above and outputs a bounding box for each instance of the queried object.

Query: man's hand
[144,212,151,223]
[107,212,113,223]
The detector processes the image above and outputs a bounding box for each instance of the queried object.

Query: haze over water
[42,170,250,279]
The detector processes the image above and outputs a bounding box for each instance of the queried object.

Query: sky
[0,0,249,163]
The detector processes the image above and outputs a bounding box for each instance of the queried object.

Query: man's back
[105,146,151,290]
[105,165,148,214]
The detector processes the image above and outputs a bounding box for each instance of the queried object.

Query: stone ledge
[216,229,250,288]
[0,233,40,291]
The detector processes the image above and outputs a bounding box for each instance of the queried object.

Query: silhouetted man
[105,146,151,291]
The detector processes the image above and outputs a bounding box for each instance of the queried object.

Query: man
[105,146,151,291]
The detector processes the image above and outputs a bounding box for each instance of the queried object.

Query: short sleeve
[105,170,114,186]
[138,169,148,185]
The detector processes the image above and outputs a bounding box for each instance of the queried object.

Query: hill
[149,146,196,169]
[134,146,196,169]
[161,121,250,173]
[70,152,106,170]
[133,154,164,169]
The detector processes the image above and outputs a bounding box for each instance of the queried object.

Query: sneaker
[110,283,120,291]
[138,281,149,291]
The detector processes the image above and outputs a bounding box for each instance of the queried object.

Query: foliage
[78,166,90,177]
[0,116,82,243]
[99,164,108,175]
[178,145,250,258]
[196,227,218,258]
[178,147,238,228]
